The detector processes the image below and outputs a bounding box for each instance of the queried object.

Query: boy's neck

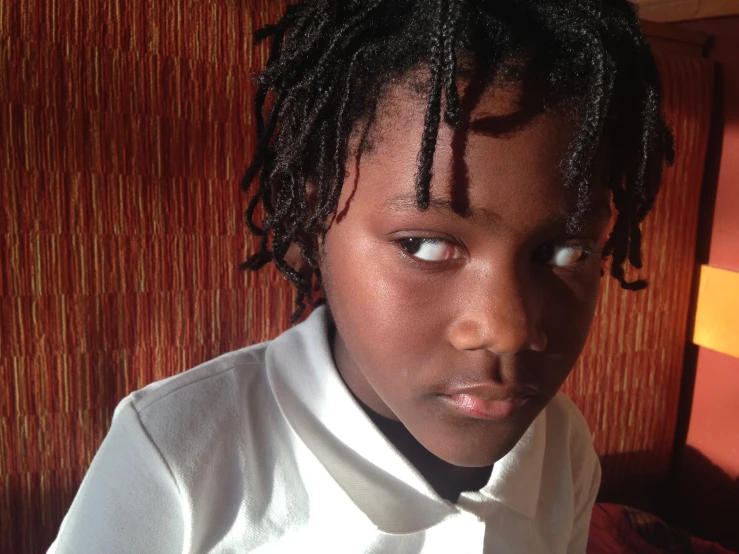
[354,394,494,503]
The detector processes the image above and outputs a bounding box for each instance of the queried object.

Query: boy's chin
[433,442,518,469]
[416,421,533,469]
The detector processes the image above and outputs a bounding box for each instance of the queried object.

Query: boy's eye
[398,238,459,262]
[534,243,589,267]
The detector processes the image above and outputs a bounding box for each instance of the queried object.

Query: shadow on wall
[664,445,739,553]
[596,448,739,552]
[5,473,79,554]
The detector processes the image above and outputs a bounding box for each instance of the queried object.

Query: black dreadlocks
[240,0,675,322]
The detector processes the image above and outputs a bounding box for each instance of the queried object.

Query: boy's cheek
[540,272,602,359]
[322,229,447,310]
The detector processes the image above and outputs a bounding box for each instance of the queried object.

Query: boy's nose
[446,268,548,355]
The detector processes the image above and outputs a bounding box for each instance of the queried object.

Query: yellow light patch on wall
[693,265,739,358]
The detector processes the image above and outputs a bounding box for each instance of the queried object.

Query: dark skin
[306,79,611,502]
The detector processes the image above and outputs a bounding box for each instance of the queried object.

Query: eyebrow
[383,192,611,229]
[383,193,502,225]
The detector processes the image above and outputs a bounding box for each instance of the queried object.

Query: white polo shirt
[49,306,601,553]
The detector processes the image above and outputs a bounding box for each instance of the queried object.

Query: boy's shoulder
[116,308,330,441]
[122,339,272,421]
[107,338,290,491]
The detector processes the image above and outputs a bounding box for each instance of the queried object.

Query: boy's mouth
[438,384,539,421]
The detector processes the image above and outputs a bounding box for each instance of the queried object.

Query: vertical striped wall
[1,2,294,552]
[1,3,713,553]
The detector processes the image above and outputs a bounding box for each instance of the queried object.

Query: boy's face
[319,82,610,468]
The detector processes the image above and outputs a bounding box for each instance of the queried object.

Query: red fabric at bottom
[588,503,736,554]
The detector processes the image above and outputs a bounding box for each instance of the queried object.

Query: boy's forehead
[381,188,610,230]
[347,79,610,228]
[362,77,579,177]
[373,77,531,137]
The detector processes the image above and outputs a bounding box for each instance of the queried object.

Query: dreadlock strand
[442,0,463,125]
[309,119,332,225]
[241,88,285,200]
[329,49,367,218]
[270,237,312,323]
[239,234,273,271]
[416,0,447,209]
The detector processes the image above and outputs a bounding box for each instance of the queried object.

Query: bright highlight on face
[320,81,610,468]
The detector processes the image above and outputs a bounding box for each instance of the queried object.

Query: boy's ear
[306,180,317,211]
[283,242,313,279]
[282,180,319,279]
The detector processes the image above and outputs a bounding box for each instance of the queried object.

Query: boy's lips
[438,384,539,421]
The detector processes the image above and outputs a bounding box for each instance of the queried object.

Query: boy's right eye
[398,238,459,262]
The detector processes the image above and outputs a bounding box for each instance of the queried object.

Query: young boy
[49,0,673,552]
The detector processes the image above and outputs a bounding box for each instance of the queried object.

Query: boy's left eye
[398,238,459,262]
[534,243,591,267]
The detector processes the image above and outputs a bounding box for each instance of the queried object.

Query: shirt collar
[474,407,546,519]
[266,306,546,533]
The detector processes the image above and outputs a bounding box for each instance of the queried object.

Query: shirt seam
[133,357,266,413]
[128,400,189,552]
